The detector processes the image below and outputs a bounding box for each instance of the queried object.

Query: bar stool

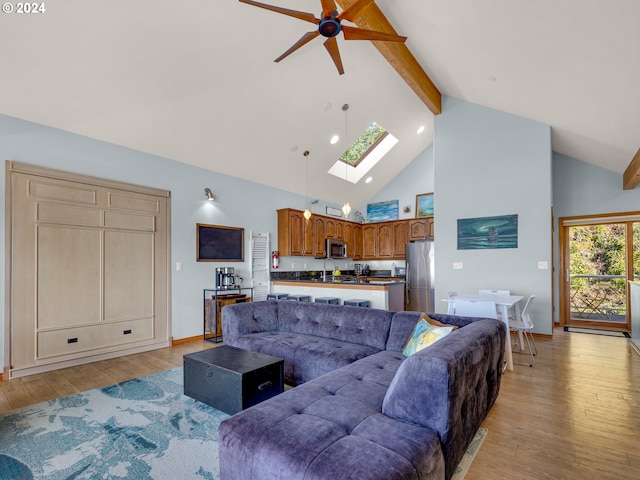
[267,293,289,300]
[287,294,311,302]
[315,297,339,305]
[344,299,371,308]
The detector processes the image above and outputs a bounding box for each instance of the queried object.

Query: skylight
[328,122,398,184]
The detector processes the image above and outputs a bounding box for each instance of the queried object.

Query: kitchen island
[271,279,406,311]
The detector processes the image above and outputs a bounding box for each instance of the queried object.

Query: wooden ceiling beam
[623,148,640,190]
[336,0,441,115]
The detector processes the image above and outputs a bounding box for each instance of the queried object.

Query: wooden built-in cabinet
[408,217,434,241]
[277,208,433,260]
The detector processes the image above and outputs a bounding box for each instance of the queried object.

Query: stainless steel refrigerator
[405,240,435,312]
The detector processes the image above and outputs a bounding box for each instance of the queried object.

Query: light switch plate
[453,262,463,270]
[538,261,548,269]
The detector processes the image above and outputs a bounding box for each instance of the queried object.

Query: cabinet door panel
[104,230,155,321]
[37,225,102,329]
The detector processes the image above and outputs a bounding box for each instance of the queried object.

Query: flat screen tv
[196,224,244,262]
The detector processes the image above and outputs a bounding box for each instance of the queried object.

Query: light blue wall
[552,152,640,322]
[0,114,323,364]
[553,152,640,217]
[364,145,434,219]
[432,97,554,334]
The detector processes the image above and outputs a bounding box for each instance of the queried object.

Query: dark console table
[183,346,284,415]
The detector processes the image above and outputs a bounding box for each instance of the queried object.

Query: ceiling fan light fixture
[319,12,341,37]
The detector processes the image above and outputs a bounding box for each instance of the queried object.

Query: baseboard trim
[172,335,205,345]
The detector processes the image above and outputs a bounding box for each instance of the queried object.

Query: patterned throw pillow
[402,318,454,357]
[420,312,459,330]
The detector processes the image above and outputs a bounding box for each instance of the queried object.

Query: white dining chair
[478,290,511,320]
[452,299,498,319]
[509,295,537,367]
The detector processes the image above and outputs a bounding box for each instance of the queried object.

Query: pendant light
[303,150,312,220]
[341,103,351,219]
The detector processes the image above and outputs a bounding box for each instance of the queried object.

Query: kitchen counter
[271,279,406,310]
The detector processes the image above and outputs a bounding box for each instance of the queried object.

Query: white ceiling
[1,0,639,208]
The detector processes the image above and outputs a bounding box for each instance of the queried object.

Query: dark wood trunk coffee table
[183,345,284,415]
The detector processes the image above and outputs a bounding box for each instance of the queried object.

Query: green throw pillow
[402,318,454,357]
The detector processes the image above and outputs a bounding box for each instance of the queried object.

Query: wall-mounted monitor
[196,224,244,262]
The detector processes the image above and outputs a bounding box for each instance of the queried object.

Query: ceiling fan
[239,0,407,75]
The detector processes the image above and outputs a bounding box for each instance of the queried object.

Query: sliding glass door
[560,216,637,331]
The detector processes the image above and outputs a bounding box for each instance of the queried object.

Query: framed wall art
[366,200,399,222]
[415,193,434,218]
[457,214,518,250]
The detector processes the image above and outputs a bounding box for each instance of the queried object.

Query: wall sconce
[204,188,214,201]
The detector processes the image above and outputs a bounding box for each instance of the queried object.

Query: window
[328,122,398,183]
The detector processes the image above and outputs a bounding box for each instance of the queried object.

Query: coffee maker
[216,267,236,290]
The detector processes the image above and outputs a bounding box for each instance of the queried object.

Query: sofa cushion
[382,318,506,480]
[403,319,454,357]
[275,301,394,350]
[229,331,382,385]
[219,352,446,480]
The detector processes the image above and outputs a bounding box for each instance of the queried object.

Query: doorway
[559,214,638,332]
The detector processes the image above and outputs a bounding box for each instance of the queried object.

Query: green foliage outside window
[340,123,386,166]
[569,223,638,318]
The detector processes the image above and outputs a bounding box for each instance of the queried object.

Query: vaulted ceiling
[1,0,639,207]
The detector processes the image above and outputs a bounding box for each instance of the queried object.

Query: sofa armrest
[221,300,279,344]
[382,318,506,479]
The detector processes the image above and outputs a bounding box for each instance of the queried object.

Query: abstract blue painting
[367,200,399,222]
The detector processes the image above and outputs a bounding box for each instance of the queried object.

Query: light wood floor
[1,331,639,480]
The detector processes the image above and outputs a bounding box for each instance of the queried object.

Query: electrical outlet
[176,262,182,272]
[453,262,463,270]
[538,261,548,269]
[291,262,296,269]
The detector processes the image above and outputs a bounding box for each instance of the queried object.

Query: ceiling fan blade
[239,0,319,24]
[342,25,407,43]
[323,37,344,75]
[274,31,321,63]
[337,0,374,22]
[320,0,338,17]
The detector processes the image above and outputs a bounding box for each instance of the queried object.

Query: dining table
[443,293,524,371]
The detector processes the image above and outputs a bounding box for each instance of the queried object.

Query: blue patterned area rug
[0,368,229,480]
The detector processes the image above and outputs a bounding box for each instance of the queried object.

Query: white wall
[432,97,554,334]
[0,113,325,365]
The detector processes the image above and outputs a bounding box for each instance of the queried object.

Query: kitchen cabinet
[277,208,430,260]
[344,222,362,259]
[408,217,434,240]
[362,224,377,258]
[326,219,344,239]
[314,216,326,257]
[377,222,393,258]
[277,208,314,256]
[393,221,409,258]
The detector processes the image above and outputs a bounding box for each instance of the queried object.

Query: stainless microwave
[326,238,347,259]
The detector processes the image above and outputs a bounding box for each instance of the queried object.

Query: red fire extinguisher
[272,251,279,269]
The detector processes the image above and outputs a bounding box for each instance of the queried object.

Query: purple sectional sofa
[219,300,505,480]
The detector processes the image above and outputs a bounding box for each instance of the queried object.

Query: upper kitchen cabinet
[325,218,344,239]
[314,216,327,257]
[393,221,409,259]
[408,218,434,241]
[277,208,314,256]
[344,222,362,259]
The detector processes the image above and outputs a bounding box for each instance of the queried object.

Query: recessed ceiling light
[330,135,340,145]
[365,177,373,184]
[488,75,497,82]
[416,125,425,134]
